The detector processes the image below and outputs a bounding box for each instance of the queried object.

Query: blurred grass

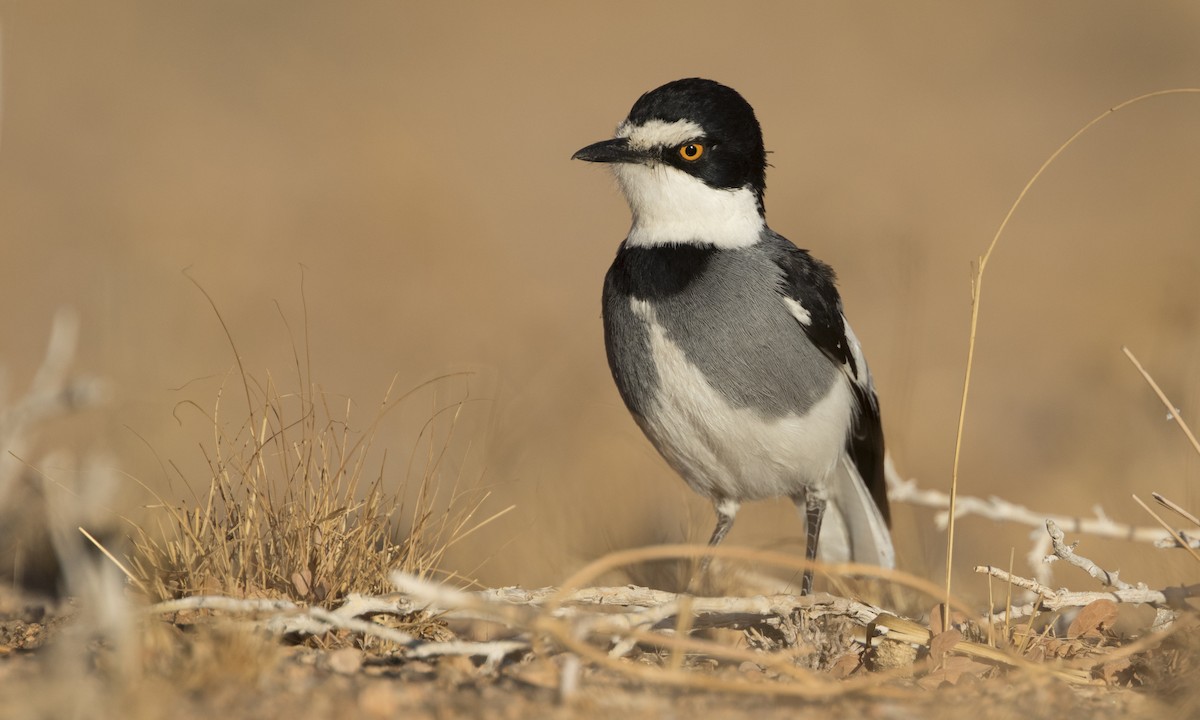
[127,369,497,606]
[124,286,506,605]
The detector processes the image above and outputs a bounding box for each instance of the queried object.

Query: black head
[573,78,768,205]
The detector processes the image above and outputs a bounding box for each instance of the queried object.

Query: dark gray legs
[693,494,825,596]
[801,492,827,596]
[687,498,740,592]
[698,498,739,574]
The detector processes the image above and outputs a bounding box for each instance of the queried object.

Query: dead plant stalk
[942,88,1200,631]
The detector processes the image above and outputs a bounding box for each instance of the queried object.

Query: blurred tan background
[3,2,1200,597]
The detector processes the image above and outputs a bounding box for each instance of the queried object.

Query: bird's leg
[702,498,739,568]
[687,498,739,592]
[801,492,827,596]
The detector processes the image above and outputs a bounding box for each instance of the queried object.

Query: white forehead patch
[616,118,705,150]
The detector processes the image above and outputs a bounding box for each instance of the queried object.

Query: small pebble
[326,647,364,675]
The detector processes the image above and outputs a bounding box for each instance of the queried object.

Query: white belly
[630,298,853,502]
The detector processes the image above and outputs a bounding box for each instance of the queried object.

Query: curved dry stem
[537,543,1093,691]
[546,543,974,620]
[942,87,1200,631]
[537,612,918,700]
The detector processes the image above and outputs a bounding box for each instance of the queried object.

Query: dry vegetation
[3,244,1200,718]
[125,354,493,608]
[6,197,1200,716]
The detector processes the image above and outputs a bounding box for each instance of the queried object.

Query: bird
[572,78,894,594]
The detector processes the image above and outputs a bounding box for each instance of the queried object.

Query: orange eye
[679,143,704,161]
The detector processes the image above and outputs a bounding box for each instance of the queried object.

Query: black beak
[571,137,644,164]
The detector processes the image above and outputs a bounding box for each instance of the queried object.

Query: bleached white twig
[974,565,1058,600]
[148,594,417,645]
[888,475,1173,545]
[976,564,1199,622]
[977,522,1200,625]
[295,607,415,645]
[146,575,888,673]
[389,571,883,631]
[1153,532,1200,549]
[0,310,107,505]
[1045,520,1132,590]
[149,595,300,614]
[559,653,581,703]
[267,610,527,663]
[1026,531,1054,585]
[407,639,530,662]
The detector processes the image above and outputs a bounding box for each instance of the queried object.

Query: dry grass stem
[1123,346,1200,459]
[1152,492,1200,528]
[127,365,497,609]
[546,543,977,621]
[79,525,148,595]
[942,88,1200,632]
[1132,494,1200,565]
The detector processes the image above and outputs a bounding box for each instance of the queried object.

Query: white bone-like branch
[149,596,300,614]
[976,522,1200,626]
[0,310,107,505]
[390,571,883,630]
[975,564,1199,622]
[1045,520,1133,590]
[264,610,525,663]
[1026,531,1054,585]
[406,639,530,662]
[147,594,418,645]
[888,475,1174,544]
[147,576,891,671]
[1154,532,1200,549]
[975,565,1058,600]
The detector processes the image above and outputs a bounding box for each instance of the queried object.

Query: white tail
[807,453,895,568]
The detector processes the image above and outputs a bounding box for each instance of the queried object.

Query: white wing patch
[782,297,812,326]
[840,316,872,388]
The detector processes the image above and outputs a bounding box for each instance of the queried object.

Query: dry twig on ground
[0,309,106,506]
[974,520,1197,628]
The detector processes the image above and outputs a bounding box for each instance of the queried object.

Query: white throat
[612,163,765,249]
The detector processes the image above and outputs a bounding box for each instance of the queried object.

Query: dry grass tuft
[128,370,495,607]
[125,290,500,609]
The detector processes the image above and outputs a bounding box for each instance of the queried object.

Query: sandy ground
[0,585,1191,720]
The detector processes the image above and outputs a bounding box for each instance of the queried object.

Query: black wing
[769,234,891,525]
[770,240,854,371]
[845,369,890,525]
